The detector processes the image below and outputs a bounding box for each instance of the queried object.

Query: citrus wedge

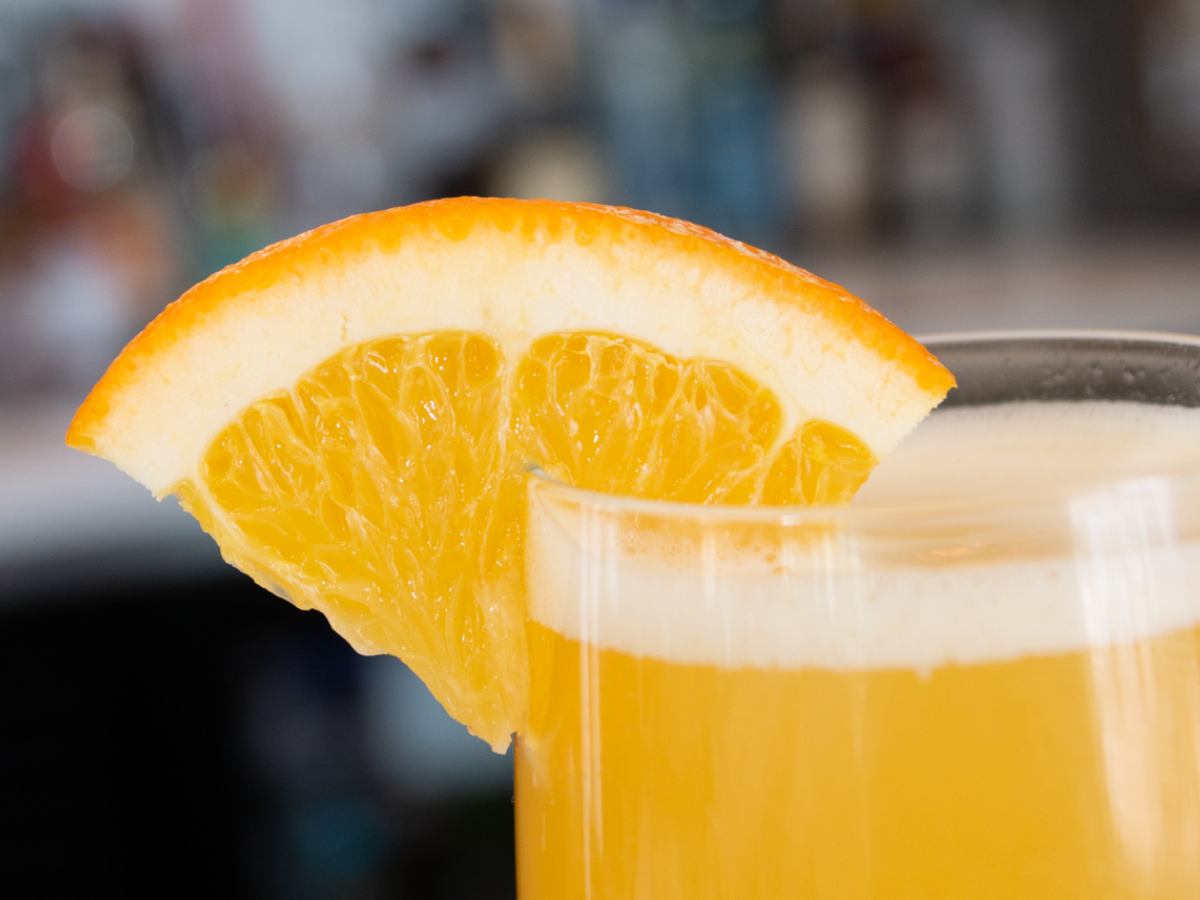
[67,197,954,749]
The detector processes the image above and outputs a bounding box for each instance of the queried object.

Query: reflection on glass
[1074,479,1200,885]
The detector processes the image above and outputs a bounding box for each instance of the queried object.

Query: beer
[516,401,1200,899]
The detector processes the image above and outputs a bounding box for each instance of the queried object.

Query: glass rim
[528,328,1200,524]
[915,327,1200,347]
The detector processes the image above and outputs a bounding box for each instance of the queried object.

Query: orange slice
[67,198,954,749]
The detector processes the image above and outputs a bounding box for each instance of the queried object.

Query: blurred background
[1,0,1198,896]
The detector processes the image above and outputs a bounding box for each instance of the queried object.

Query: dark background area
[2,0,1200,897]
[2,570,517,899]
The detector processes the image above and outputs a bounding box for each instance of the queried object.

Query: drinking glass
[515,331,1200,900]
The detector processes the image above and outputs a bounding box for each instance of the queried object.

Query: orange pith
[66,199,954,464]
[172,329,876,747]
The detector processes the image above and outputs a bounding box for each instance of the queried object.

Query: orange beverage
[516,397,1200,900]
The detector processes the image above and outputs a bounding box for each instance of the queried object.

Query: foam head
[527,401,1200,670]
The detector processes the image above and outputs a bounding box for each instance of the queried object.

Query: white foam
[857,400,1200,508]
[527,402,1200,670]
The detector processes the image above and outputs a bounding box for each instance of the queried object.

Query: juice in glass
[515,333,1200,900]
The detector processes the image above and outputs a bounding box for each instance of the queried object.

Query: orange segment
[511,333,788,503]
[66,197,954,749]
[180,333,525,739]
